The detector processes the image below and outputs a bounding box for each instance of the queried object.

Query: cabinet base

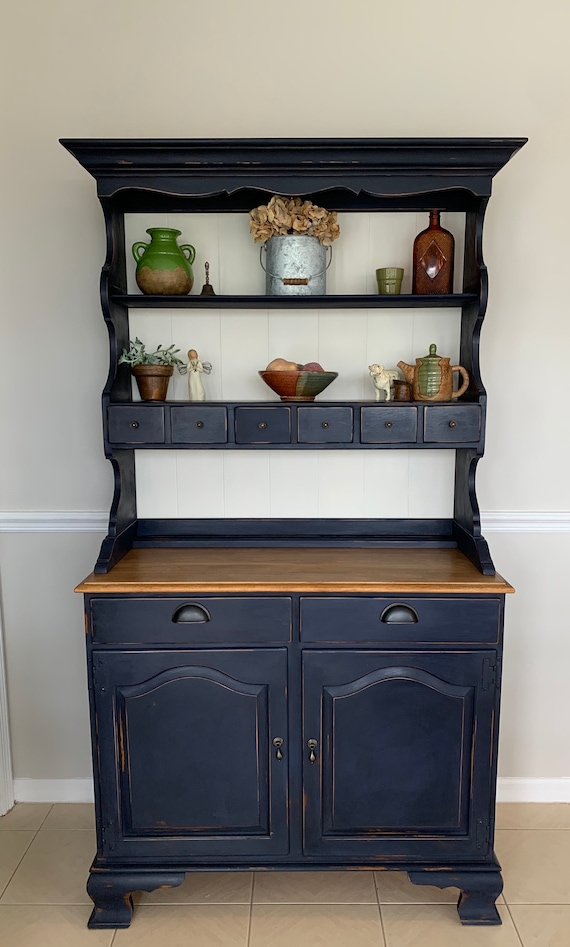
[86,863,503,929]
[408,869,503,925]
[87,869,185,929]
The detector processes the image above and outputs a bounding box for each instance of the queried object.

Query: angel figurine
[179,348,212,401]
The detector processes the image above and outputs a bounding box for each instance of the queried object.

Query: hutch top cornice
[59,137,527,205]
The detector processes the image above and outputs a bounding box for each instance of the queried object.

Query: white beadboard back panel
[126,211,463,519]
[135,450,456,520]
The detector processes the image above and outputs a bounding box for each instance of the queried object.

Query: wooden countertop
[75,548,514,595]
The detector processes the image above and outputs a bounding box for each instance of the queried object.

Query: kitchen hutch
[63,137,525,929]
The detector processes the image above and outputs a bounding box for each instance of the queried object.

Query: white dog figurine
[369,364,400,402]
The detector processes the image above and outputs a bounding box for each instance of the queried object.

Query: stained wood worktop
[75,548,514,595]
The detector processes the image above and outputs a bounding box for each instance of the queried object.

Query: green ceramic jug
[132,228,196,295]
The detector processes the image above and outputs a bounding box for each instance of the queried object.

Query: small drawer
[90,596,292,645]
[423,405,481,443]
[107,405,165,444]
[300,596,501,644]
[361,406,418,444]
[235,407,291,444]
[171,406,227,443]
[298,407,353,443]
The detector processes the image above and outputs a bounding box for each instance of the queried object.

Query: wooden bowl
[258,370,338,401]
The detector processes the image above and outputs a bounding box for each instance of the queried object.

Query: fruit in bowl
[259,357,338,401]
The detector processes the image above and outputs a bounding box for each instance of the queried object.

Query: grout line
[0,828,40,900]
[504,901,526,947]
[37,804,54,830]
[247,874,255,947]
[374,872,389,945]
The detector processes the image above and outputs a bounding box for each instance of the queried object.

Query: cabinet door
[302,650,496,860]
[92,649,288,859]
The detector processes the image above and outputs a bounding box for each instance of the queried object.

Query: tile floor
[1,803,569,945]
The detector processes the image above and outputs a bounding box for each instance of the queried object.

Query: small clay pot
[132,364,173,401]
[393,380,413,401]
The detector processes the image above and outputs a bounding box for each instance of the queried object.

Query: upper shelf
[111,293,478,310]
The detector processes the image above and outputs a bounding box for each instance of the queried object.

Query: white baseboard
[14,778,94,803]
[496,778,570,803]
[11,776,570,805]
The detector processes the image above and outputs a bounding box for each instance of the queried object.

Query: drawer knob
[307,738,318,763]
[171,603,211,623]
[449,420,457,428]
[272,737,284,761]
[258,421,267,430]
[195,420,204,429]
[380,603,418,624]
[130,421,139,429]
[385,421,393,429]
[321,421,329,429]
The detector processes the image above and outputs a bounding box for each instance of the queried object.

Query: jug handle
[180,244,196,265]
[451,366,469,399]
[132,242,148,262]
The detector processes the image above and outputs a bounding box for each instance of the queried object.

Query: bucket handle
[260,244,332,284]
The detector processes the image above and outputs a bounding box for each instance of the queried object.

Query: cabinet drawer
[423,405,481,443]
[361,406,417,443]
[107,405,165,444]
[90,596,292,644]
[171,405,227,443]
[235,407,291,444]
[300,596,501,644]
[298,407,353,443]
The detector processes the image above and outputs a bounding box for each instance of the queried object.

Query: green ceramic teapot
[132,227,196,295]
[397,344,469,402]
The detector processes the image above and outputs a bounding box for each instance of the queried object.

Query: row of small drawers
[89,595,501,645]
[107,403,482,446]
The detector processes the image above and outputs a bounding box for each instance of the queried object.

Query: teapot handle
[132,241,148,262]
[180,244,196,265]
[451,366,469,399]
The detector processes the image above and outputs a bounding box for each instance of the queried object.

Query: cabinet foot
[87,869,185,929]
[407,870,503,925]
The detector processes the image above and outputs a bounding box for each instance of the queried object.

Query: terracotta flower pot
[132,364,174,401]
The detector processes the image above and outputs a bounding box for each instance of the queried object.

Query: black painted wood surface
[59,136,526,573]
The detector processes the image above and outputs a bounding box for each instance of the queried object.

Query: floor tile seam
[502,899,570,906]
[251,899,379,905]
[498,826,570,831]
[38,804,54,831]
[246,894,253,947]
[503,901,527,947]
[36,827,95,833]
[0,831,39,901]
[377,902,388,947]
[0,899,92,905]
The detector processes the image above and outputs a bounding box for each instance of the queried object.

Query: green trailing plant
[118,338,184,367]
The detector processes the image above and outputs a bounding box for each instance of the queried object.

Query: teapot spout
[397,361,414,384]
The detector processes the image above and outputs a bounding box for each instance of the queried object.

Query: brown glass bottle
[412,210,454,294]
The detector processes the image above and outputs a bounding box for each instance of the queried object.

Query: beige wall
[1,0,569,793]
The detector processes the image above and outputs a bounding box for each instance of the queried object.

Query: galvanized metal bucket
[261,235,331,296]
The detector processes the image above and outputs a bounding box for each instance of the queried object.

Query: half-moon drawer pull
[380,603,419,624]
[171,603,212,623]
